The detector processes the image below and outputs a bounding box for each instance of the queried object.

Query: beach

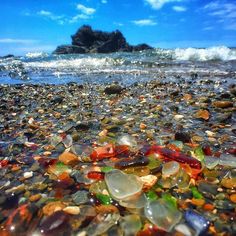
[0,66,235,235]
[1,0,236,234]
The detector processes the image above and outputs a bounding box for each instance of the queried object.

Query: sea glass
[105,169,143,200]
[144,198,182,232]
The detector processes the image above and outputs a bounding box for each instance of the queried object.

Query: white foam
[24,57,124,69]
[174,46,236,61]
[25,52,48,59]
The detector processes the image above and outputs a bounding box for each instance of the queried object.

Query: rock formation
[53,25,153,54]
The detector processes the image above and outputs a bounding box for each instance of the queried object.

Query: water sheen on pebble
[105,169,143,200]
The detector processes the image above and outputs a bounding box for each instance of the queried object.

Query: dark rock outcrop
[53,25,153,54]
[0,54,14,59]
[53,45,86,54]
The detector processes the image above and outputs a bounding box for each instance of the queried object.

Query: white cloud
[113,22,124,27]
[145,0,183,10]
[38,10,51,16]
[203,26,214,31]
[204,2,236,18]
[203,1,236,30]
[101,0,107,3]
[225,23,236,30]
[69,14,90,23]
[29,4,97,25]
[76,4,96,15]
[0,38,39,44]
[172,6,186,12]
[37,10,65,24]
[67,4,97,23]
[132,19,157,26]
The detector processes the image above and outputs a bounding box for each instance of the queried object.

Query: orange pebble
[191,198,205,206]
[140,123,147,129]
[229,194,236,203]
[11,165,20,171]
[203,203,215,211]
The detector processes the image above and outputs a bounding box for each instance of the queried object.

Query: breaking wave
[25,52,49,59]
[172,46,236,61]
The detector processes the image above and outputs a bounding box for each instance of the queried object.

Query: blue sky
[0,0,236,55]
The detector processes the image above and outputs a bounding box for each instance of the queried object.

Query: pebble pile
[0,79,235,236]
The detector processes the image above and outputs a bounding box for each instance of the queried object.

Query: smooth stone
[23,171,33,179]
[229,193,236,203]
[63,206,81,215]
[162,161,180,177]
[174,114,184,121]
[212,101,233,108]
[214,220,233,235]
[219,154,236,168]
[117,134,137,149]
[89,181,108,195]
[62,134,73,148]
[194,109,210,120]
[140,175,158,190]
[119,193,147,209]
[105,169,143,200]
[221,178,236,189]
[175,224,193,236]
[0,194,6,205]
[50,135,63,146]
[120,215,142,236]
[184,210,210,235]
[215,200,235,210]
[72,190,89,205]
[104,84,123,95]
[42,201,66,216]
[52,96,64,104]
[70,170,94,184]
[80,205,97,217]
[85,212,120,236]
[39,211,71,235]
[175,131,191,143]
[144,199,182,232]
[198,181,218,196]
[204,156,219,169]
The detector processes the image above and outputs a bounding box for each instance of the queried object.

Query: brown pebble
[195,109,210,120]
[29,194,42,202]
[212,101,233,108]
[96,205,118,214]
[42,201,67,216]
[183,93,192,101]
[221,178,236,189]
[59,151,79,166]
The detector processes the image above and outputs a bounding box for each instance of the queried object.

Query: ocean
[0,46,236,85]
[0,45,236,235]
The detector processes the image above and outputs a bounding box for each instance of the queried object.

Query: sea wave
[24,57,124,70]
[25,52,49,59]
[172,46,236,61]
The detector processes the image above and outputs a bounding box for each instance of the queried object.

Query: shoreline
[0,79,235,235]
